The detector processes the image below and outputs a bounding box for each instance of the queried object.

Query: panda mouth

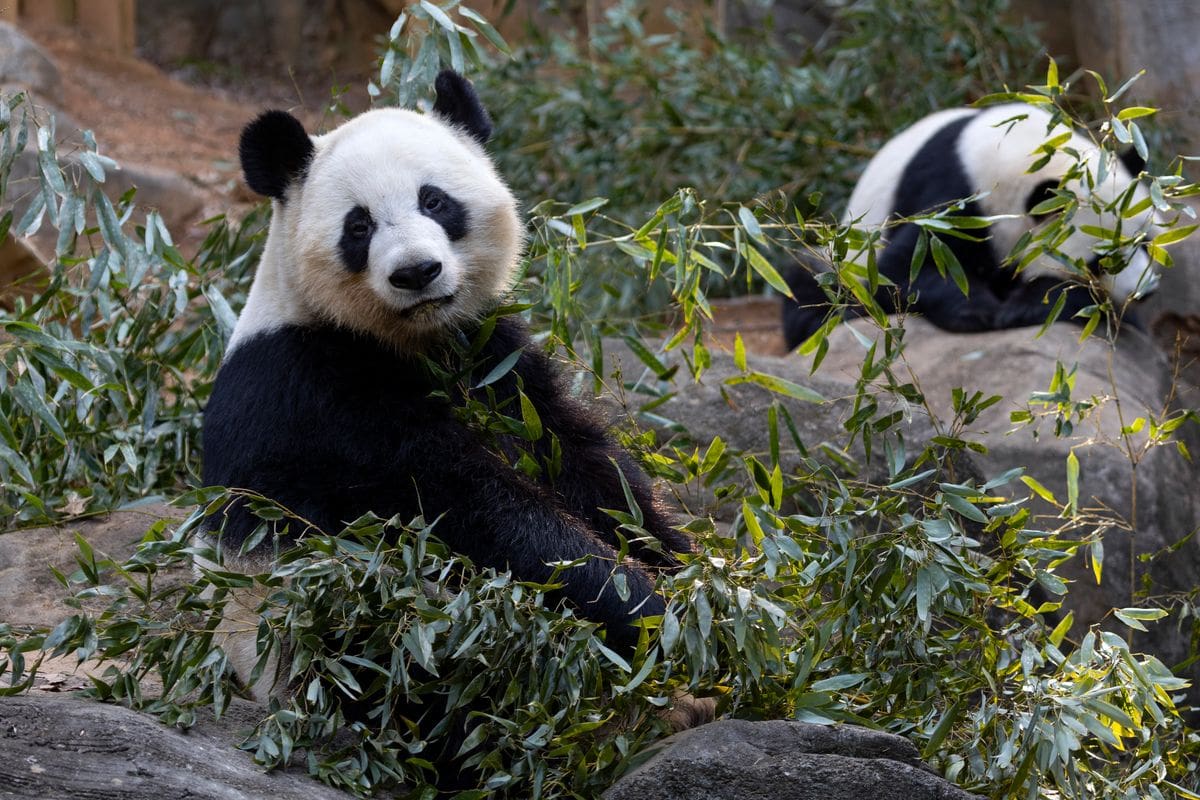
[399,294,455,318]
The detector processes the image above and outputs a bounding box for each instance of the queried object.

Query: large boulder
[0,503,185,629]
[1068,1,1200,158]
[0,693,350,800]
[0,23,63,105]
[604,719,981,800]
[0,235,49,308]
[605,317,1200,686]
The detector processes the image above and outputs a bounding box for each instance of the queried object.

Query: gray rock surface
[0,23,63,105]
[0,235,48,307]
[605,316,1200,685]
[0,693,350,800]
[803,319,1200,668]
[0,503,184,629]
[603,719,981,800]
[1069,1,1200,159]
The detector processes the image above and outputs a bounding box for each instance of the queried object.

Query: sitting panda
[781,103,1162,349]
[201,72,699,709]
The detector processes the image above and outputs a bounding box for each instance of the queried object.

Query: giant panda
[201,72,704,723]
[781,103,1162,349]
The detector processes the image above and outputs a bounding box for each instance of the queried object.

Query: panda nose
[388,260,442,291]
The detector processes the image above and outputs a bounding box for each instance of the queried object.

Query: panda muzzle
[389,260,443,291]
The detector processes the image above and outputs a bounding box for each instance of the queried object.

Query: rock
[107,161,208,234]
[1068,1,1200,158]
[0,693,350,800]
[801,318,1200,669]
[0,503,185,629]
[604,316,1200,690]
[135,0,396,84]
[603,719,980,800]
[601,337,941,519]
[0,236,49,308]
[0,23,63,106]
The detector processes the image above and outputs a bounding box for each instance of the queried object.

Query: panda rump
[781,103,1160,349]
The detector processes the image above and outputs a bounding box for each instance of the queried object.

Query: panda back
[844,108,977,226]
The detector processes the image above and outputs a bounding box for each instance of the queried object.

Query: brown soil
[15,23,345,255]
[28,25,252,183]
[707,295,789,357]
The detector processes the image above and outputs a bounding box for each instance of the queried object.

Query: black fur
[338,206,374,272]
[1118,147,1146,178]
[202,315,690,648]
[782,114,1112,349]
[419,184,468,241]
[1024,179,1061,218]
[432,70,493,144]
[239,110,315,200]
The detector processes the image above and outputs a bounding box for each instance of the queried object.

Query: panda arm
[417,434,667,649]
[990,277,1098,329]
[876,223,1012,333]
[882,225,1106,332]
[485,319,691,566]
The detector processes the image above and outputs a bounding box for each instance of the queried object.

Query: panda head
[235,70,522,351]
[960,105,1161,304]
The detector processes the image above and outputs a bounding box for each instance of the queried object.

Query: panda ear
[1118,147,1146,178]
[1024,179,1060,219]
[432,70,493,144]
[239,111,315,200]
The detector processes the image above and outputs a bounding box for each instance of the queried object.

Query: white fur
[230,107,523,353]
[844,103,1161,303]
[843,108,975,227]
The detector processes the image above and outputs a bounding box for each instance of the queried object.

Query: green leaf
[1049,610,1074,647]
[944,492,987,523]
[1116,106,1156,122]
[518,390,542,441]
[203,286,238,339]
[1021,475,1060,506]
[1065,450,1080,515]
[459,6,511,54]
[12,381,67,444]
[420,0,457,31]
[1151,223,1198,248]
[565,197,608,216]
[1113,607,1167,632]
[744,244,792,297]
[737,206,765,243]
[810,673,867,692]
[726,371,825,403]
[929,236,968,296]
[475,349,522,388]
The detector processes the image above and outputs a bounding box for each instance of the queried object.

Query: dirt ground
[15,23,350,258]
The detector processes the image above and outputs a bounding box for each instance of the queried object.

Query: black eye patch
[418,184,468,241]
[339,205,374,273]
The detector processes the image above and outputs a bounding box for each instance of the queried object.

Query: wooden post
[19,0,75,26]
[75,0,136,53]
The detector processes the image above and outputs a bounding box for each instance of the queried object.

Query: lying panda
[201,72,696,704]
[781,103,1161,349]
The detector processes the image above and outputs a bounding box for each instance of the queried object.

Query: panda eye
[349,220,372,238]
[422,191,445,214]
